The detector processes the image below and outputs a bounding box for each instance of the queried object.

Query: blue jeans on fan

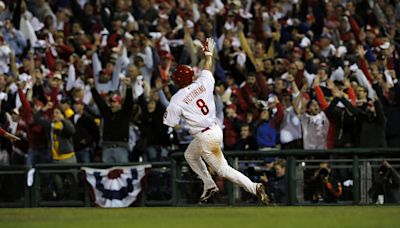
[143,145,169,162]
[102,146,129,163]
[76,147,92,163]
[27,148,52,166]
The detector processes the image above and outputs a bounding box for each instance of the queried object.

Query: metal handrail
[0,148,399,207]
[171,147,400,158]
[170,148,400,206]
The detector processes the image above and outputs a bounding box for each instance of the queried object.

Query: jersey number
[196,99,209,115]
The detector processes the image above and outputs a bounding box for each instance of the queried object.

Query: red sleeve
[347,86,356,106]
[348,16,361,43]
[256,72,270,100]
[18,88,34,124]
[314,85,329,111]
[273,103,284,127]
[63,22,71,38]
[254,15,264,42]
[107,33,120,47]
[241,85,257,107]
[232,86,249,111]
[45,48,56,71]
[45,86,60,117]
[85,66,94,79]
[0,128,5,136]
[325,182,343,197]
[295,70,305,89]
[387,57,394,70]
[237,95,249,112]
[359,58,373,84]
[49,86,60,105]
[57,44,74,55]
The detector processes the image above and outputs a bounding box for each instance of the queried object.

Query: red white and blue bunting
[82,165,151,208]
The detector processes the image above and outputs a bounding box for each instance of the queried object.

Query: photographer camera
[241,157,278,203]
[258,159,287,204]
[311,162,343,203]
[247,157,277,183]
[368,161,400,204]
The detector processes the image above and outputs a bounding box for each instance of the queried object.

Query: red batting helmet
[172,64,194,87]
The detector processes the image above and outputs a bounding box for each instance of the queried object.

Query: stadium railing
[0,148,399,207]
[171,148,400,206]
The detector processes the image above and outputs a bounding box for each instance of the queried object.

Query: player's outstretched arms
[201,38,215,71]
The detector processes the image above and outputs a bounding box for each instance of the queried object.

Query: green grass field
[0,206,399,228]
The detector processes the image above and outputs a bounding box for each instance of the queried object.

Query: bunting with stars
[82,165,151,207]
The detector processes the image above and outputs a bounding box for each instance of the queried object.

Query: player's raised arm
[201,38,215,71]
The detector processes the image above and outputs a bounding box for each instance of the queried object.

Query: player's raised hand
[202,38,215,57]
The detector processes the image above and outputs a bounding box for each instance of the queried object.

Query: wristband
[204,51,213,56]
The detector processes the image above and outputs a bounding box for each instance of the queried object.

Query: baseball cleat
[256,183,269,205]
[199,187,219,204]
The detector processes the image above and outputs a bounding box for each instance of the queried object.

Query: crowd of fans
[0,0,399,168]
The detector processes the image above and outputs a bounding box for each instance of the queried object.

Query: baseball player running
[163,38,269,205]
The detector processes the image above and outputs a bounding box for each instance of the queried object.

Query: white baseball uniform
[164,70,258,195]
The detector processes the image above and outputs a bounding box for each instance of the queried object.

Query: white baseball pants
[184,124,258,195]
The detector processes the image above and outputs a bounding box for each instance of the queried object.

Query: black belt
[201,127,210,133]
